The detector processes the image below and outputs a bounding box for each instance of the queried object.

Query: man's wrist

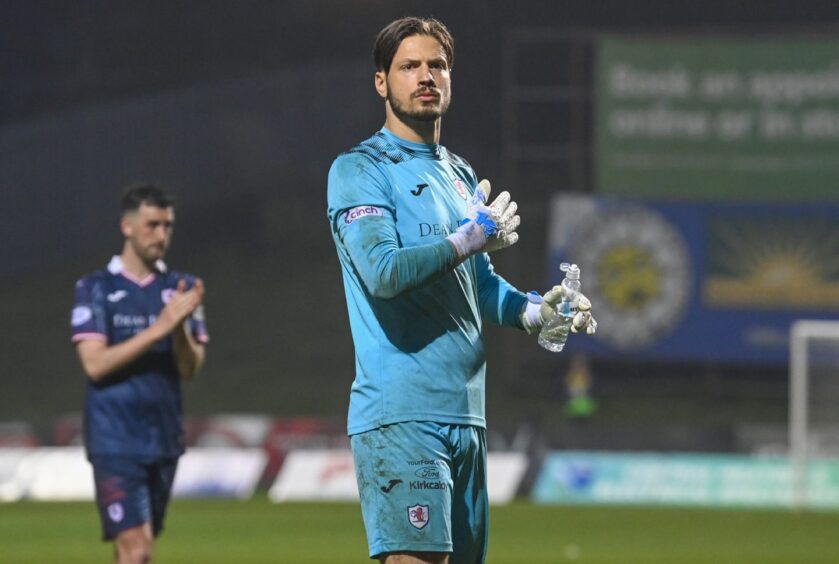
[520,292,544,334]
[445,231,470,260]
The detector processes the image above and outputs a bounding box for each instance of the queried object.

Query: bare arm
[76,324,168,382]
[76,278,206,382]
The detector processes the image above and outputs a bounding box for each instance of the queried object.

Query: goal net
[790,320,839,509]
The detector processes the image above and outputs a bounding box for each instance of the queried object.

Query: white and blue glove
[446,179,520,260]
[520,287,598,335]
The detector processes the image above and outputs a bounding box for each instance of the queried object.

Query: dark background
[3,0,833,451]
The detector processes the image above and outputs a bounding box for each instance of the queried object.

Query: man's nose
[419,66,435,84]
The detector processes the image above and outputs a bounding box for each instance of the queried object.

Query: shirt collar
[107,255,167,286]
[379,127,443,159]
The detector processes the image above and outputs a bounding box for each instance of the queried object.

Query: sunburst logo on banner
[704,216,839,309]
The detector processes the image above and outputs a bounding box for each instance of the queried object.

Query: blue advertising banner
[546,195,839,363]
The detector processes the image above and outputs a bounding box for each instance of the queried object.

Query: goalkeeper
[326,16,596,564]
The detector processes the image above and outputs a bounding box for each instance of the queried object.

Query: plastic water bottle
[537,262,581,352]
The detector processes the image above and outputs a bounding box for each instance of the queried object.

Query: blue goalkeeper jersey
[71,256,209,458]
[327,127,528,435]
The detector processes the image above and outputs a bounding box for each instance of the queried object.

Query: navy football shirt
[71,256,208,458]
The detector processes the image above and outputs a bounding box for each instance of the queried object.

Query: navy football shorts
[89,455,179,540]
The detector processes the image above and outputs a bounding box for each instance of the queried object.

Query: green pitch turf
[2,498,839,563]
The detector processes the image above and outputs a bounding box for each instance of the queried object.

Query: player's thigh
[148,457,179,537]
[449,426,488,564]
[90,455,155,541]
[351,422,454,558]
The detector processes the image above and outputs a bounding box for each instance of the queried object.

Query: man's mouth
[414,89,440,100]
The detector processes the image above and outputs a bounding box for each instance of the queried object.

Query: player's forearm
[78,324,168,382]
[172,323,205,379]
[475,253,529,328]
[351,236,459,299]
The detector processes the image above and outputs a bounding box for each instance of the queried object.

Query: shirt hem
[348,413,485,436]
[86,448,185,460]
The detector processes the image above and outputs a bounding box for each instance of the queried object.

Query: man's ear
[120,214,133,238]
[374,71,387,100]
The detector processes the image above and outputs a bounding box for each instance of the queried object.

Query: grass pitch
[2,498,839,563]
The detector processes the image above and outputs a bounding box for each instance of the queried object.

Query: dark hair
[120,184,175,214]
[373,17,454,73]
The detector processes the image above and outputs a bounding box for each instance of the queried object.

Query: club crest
[407,504,430,529]
[107,502,124,523]
[453,179,468,200]
[71,306,93,326]
[161,288,175,304]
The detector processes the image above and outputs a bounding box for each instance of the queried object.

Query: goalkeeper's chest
[390,167,472,245]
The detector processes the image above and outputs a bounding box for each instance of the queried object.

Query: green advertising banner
[595,37,839,201]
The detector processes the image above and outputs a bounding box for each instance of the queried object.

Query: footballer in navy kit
[71,184,207,564]
[327,17,597,564]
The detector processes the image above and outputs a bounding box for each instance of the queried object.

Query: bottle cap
[560,262,580,280]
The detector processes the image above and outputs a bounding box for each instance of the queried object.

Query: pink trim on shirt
[72,333,108,343]
[196,333,210,344]
[107,256,161,287]
[119,271,157,287]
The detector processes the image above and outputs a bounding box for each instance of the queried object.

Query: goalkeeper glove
[446,179,520,260]
[520,287,598,335]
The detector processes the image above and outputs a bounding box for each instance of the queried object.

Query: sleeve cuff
[72,332,107,343]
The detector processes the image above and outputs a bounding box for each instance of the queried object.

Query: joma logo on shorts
[380,479,402,493]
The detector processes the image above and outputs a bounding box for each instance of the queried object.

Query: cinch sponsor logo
[344,206,382,225]
[419,222,457,238]
[410,480,447,490]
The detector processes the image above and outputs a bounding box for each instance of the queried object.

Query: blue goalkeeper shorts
[350,421,488,563]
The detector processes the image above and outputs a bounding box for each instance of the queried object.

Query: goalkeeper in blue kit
[327,17,596,564]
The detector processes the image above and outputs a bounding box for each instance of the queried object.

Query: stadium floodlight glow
[789,319,839,510]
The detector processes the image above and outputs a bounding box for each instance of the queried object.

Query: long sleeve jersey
[327,127,528,435]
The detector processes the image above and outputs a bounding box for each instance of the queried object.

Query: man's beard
[132,240,167,265]
[388,89,450,123]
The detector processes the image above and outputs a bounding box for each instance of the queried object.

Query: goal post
[789,319,839,510]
